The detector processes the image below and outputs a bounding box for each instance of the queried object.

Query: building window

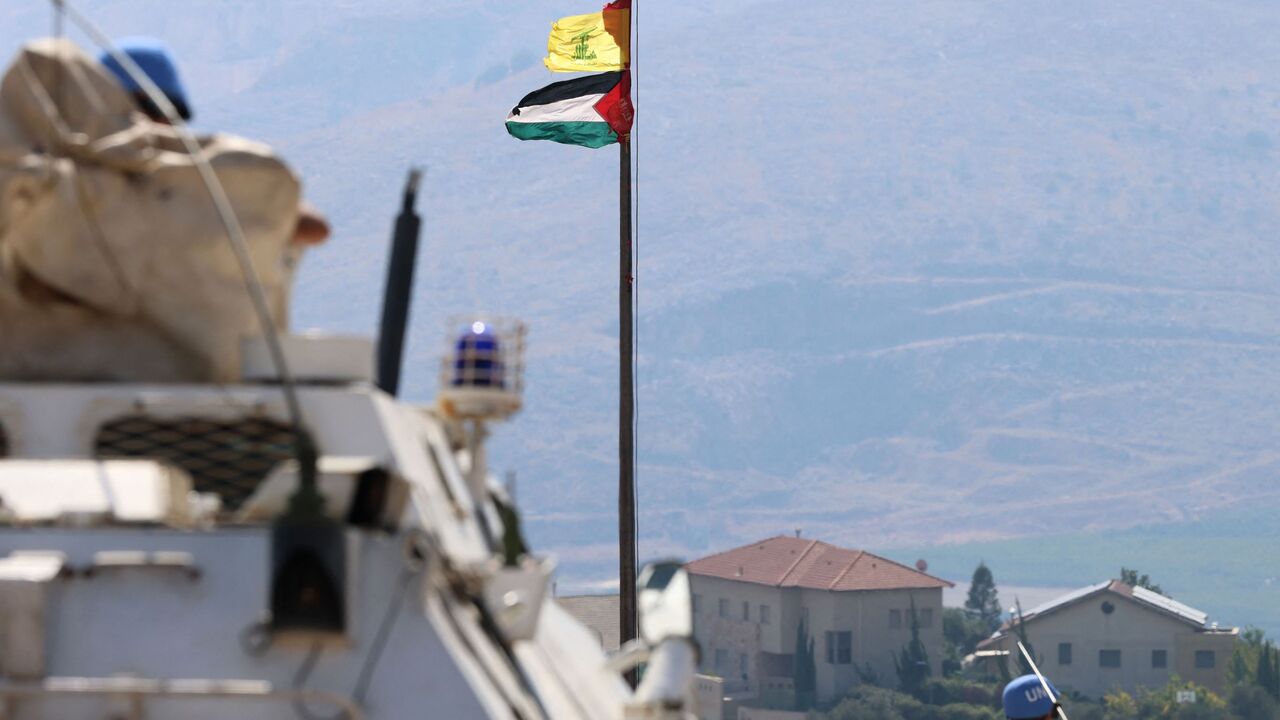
[742,601,750,621]
[1195,650,1216,669]
[1100,650,1122,668]
[715,648,728,673]
[719,599,729,618]
[740,653,749,679]
[1152,650,1167,669]
[889,609,902,628]
[918,608,933,628]
[1058,643,1072,666]
[825,631,852,664]
[760,604,771,625]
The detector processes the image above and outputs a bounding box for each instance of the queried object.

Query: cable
[290,642,344,720]
[351,569,414,702]
[289,569,415,720]
[57,0,313,471]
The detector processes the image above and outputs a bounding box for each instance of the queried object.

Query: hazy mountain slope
[5,1,1280,597]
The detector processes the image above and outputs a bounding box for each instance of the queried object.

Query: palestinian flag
[505,70,633,149]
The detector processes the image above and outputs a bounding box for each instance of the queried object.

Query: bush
[826,687,911,720]
[1134,678,1227,719]
[824,686,1000,720]
[918,678,1001,708]
[929,703,1001,720]
[1228,684,1280,720]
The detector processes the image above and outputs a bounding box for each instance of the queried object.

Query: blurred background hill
[5,0,1278,631]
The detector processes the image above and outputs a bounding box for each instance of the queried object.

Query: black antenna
[376,168,424,396]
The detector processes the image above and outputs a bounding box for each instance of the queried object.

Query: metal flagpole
[618,130,637,667]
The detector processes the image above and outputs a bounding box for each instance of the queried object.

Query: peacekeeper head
[1003,674,1061,720]
[98,37,331,246]
[98,36,192,123]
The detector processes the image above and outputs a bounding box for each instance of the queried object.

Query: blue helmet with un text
[1003,674,1059,719]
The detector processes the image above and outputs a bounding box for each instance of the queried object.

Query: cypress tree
[894,596,932,697]
[1256,642,1277,700]
[793,617,816,710]
[966,562,1002,632]
[1270,645,1280,700]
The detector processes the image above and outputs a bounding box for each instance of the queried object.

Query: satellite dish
[916,559,928,572]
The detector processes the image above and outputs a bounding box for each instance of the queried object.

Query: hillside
[5,1,1279,605]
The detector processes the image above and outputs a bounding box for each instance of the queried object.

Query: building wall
[984,591,1236,698]
[1174,629,1238,694]
[692,575,786,692]
[691,574,944,704]
[804,586,945,701]
[737,709,808,720]
[693,674,724,720]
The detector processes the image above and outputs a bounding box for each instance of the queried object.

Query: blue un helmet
[98,37,192,121]
[1003,674,1060,720]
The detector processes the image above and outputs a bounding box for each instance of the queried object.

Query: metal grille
[94,415,298,509]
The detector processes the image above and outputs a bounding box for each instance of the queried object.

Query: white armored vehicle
[0,10,697,719]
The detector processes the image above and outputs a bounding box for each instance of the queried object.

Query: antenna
[376,167,424,396]
[57,0,323,515]
[58,0,347,640]
[1017,641,1070,720]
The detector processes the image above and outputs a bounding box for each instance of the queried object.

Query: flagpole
[618,130,638,668]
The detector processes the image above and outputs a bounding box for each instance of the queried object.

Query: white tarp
[0,38,307,382]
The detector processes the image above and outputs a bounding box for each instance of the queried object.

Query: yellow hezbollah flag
[544,0,630,73]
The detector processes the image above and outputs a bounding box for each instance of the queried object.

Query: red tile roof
[685,536,954,592]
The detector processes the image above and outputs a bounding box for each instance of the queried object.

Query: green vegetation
[795,616,817,711]
[895,598,933,695]
[815,674,1280,720]
[1121,567,1166,596]
[966,563,1003,634]
[943,608,990,676]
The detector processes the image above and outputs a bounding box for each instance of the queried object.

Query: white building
[975,580,1238,699]
[686,536,952,705]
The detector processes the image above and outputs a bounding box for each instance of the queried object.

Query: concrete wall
[693,674,724,720]
[984,590,1236,698]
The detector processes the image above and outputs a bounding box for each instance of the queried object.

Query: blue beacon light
[452,322,504,388]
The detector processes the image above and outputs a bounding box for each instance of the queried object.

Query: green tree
[895,596,932,697]
[1230,642,1253,687]
[965,562,1002,633]
[1119,567,1165,595]
[942,608,991,676]
[1257,642,1280,701]
[794,616,817,711]
[1229,684,1280,720]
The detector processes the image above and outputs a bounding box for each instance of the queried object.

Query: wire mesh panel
[94,415,298,509]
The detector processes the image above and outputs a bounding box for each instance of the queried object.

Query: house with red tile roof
[973,580,1237,699]
[685,535,953,704]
